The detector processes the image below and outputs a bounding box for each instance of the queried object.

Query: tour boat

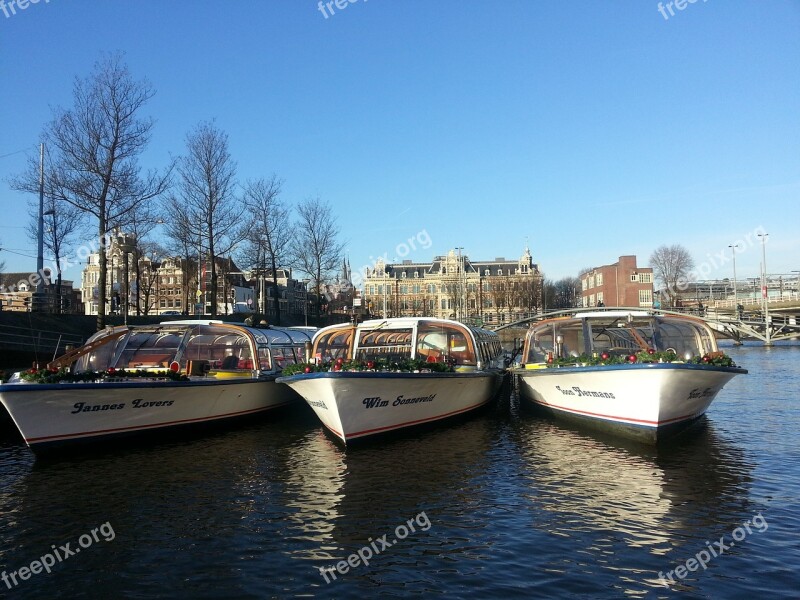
[276,318,506,444]
[0,321,314,453]
[513,310,747,443]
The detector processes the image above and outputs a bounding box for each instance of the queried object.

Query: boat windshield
[114,330,185,369]
[75,328,128,372]
[313,327,354,362]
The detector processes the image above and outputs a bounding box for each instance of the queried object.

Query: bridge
[492,301,800,347]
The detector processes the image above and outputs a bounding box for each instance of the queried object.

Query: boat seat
[221,355,239,369]
[131,353,173,367]
[237,359,254,369]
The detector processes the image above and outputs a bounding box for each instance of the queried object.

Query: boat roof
[314,317,499,339]
[98,320,315,345]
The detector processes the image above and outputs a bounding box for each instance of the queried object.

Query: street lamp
[757,232,772,346]
[728,243,739,306]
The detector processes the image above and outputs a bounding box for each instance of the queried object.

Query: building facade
[580,255,654,308]
[362,248,542,326]
[80,230,311,319]
[0,271,78,313]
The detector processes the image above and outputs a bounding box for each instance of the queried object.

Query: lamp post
[758,232,772,346]
[301,279,311,326]
[728,243,739,307]
[792,270,800,301]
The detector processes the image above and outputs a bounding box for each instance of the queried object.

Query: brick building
[580,255,654,308]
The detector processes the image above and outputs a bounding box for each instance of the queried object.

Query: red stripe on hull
[26,402,290,445]
[325,399,490,442]
[530,399,696,427]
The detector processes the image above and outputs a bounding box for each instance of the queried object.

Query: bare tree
[113,202,162,315]
[291,198,344,317]
[12,55,171,329]
[241,176,291,324]
[650,244,695,307]
[163,197,199,314]
[174,121,244,316]
[136,239,167,315]
[25,193,85,314]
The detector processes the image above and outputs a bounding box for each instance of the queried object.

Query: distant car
[160,310,181,315]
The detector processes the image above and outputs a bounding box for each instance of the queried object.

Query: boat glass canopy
[523,314,718,363]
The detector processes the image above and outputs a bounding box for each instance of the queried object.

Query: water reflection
[510,407,756,593]
[283,415,498,558]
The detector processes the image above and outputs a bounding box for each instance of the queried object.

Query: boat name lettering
[393,393,436,406]
[688,387,716,399]
[131,399,175,409]
[308,399,328,410]
[363,396,388,409]
[555,385,615,399]
[71,402,126,414]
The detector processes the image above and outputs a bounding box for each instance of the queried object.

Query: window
[639,289,653,306]
[630,273,638,282]
[597,273,604,286]
[639,272,652,283]
[497,269,503,276]
[400,285,408,294]
[401,272,406,278]
[596,292,604,306]
[582,278,588,291]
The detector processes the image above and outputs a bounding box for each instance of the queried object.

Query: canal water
[1,342,798,598]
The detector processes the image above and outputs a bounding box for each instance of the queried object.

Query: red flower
[600,352,609,361]
[304,366,312,374]
[627,355,637,363]
[647,348,655,354]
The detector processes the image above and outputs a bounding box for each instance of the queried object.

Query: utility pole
[35,143,45,312]
[728,243,739,309]
[758,233,772,346]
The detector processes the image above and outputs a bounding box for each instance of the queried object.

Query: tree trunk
[97,215,107,331]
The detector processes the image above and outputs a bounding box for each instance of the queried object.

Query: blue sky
[1,0,799,287]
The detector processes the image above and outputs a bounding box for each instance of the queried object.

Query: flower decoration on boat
[281,358,454,376]
[688,351,737,368]
[544,350,737,368]
[20,367,189,384]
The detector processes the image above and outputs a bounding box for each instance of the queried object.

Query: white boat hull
[0,378,298,452]
[515,363,745,443]
[278,371,503,443]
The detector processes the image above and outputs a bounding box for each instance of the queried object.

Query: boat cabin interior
[312,319,504,369]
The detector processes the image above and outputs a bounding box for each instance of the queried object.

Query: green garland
[19,367,189,384]
[545,350,736,368]
[282,357,454,376]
